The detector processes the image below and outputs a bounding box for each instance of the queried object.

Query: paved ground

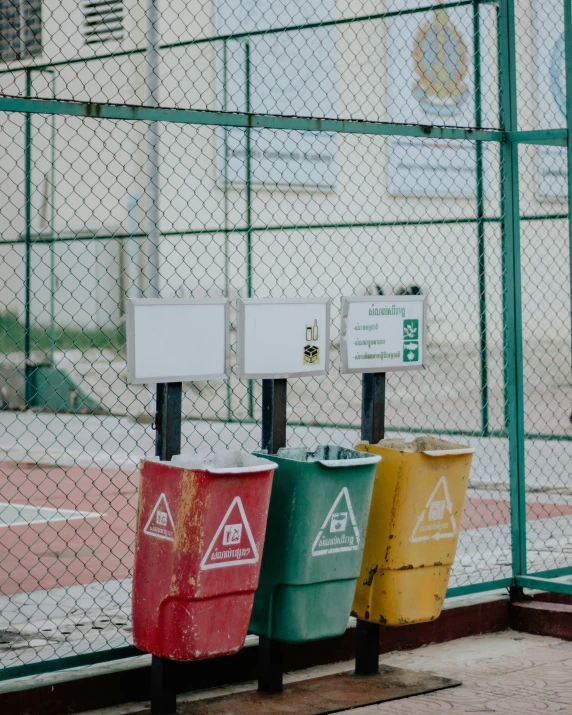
[76,631,572,714]
[1,411,572,670]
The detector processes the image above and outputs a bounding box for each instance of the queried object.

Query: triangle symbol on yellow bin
[410,476,457,543]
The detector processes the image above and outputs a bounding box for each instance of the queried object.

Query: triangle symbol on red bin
[200,496,259,570]
[143,493,176,542]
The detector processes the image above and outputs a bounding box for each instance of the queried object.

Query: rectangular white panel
[533,0,566,199]
[387,0,495,198]
[214,0,338,189]
[340,295,427,373]
[127,299,229,384]
[237,297,330,378]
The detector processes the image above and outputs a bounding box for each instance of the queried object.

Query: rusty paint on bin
[353,440,473,626]
[132,456,275,661]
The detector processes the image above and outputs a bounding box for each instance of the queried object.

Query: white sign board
[533,0,566,199]
[214,0,338,189]
[340,296,427,373]
[126,299,229,384]
[387,0,494,198]
[237,297,330,378]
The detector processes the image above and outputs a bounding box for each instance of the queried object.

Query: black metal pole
[257,631,285,694]
[151,381,182,714]
[261,378,287,455]
[360,372,385,445]
[355,372,385,676]
[155,382,182,462]
[258,378,287,693]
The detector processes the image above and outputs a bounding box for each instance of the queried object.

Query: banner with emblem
[387,0,494,198]
[214,0,338,189]
[533,0,566,200]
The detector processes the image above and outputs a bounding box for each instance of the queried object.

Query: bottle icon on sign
[305,319,319,342]
[304,319,320,364]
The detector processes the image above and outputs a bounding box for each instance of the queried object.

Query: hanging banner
[533,0,566,200]
[387,0,493,198]
[214,0,338,189]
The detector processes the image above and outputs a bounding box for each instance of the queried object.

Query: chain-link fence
[0,0,570,681]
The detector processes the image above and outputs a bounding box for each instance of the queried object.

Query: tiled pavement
[80,631,572,714]
[362,633,572,714]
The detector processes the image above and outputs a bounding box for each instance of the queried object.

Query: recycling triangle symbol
[410,476,457,543]
[143,493,176,542]
[311,487,360,557]
[200,496,259,570]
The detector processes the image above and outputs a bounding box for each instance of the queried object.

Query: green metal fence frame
[0,0,571,681]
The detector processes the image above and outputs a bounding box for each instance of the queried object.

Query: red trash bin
[132,451,277,661]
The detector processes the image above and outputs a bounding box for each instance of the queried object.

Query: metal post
[498,0,526,582]
[496,6,510,436]
[562,0,572,427]
[223,39,232,422]
[245,41,254,420]
[155,382,182,462]
[473,0,489,436]
[223,39,230,301]
[126,193,141,302]
[261,378,287,455]
[360,372,386,445]
[354,372,385,675]
[258,634,284,694]
[49,71,56,363]
[258,377,287,693]
[24,69,32,408]
[151,381,182,714]
[145,0,161,298]
[151,652,177,715]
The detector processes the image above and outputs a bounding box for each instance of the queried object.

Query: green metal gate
[0,0,570,681]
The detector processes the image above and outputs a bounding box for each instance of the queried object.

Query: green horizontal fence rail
[0,0,571,684]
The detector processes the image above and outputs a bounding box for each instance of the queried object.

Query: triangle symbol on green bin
[311,487,360,557]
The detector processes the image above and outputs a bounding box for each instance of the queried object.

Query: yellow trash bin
[352,437,474,626]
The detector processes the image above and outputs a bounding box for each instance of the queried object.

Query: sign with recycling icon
[403,319,420,363]
[340,295,427,373]
[236,297,331,379]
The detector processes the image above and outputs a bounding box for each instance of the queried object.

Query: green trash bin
[249,445,380,643]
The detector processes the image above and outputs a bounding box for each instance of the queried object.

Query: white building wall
[0,0,567,351]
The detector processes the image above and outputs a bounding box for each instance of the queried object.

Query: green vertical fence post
[245,41,252,299]
[473,0,489,435]
[24,68,33,407]
[223,38,232,422]
[48,70,57,363]
[496,6,510,435]
[245,40,254,419]
[498,0,527,584]
[563,0,572,428]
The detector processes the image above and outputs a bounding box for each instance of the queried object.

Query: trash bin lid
[162,450,278,474]
[359,436,475,457]
[275,445,380,468]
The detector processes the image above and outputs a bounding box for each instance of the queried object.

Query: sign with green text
[340,295,427,373]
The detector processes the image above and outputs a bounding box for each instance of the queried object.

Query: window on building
[0,0,42,62]
[82,0,123,44]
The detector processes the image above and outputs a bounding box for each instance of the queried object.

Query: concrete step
[511,600,572,640]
